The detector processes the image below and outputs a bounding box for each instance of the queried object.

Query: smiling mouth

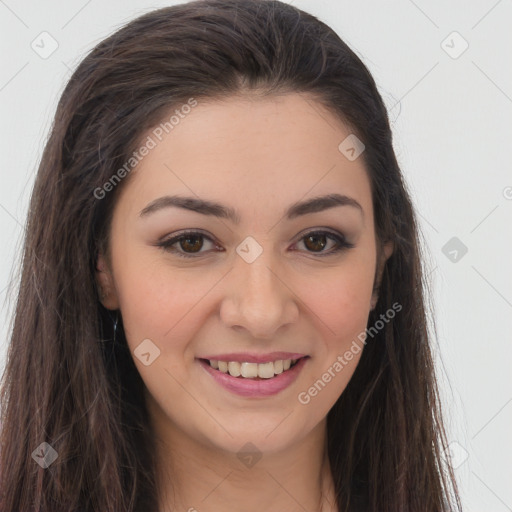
[200,357,307,379]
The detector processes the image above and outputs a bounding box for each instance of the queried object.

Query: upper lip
[198,352,308,363]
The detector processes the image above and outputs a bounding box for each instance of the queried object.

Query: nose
[219,247,299,340]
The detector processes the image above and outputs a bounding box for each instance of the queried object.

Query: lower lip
[198,357,309,398]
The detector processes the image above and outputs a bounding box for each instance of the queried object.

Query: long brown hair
[0,1,462,510]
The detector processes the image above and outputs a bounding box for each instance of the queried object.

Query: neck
[149,403,337,512]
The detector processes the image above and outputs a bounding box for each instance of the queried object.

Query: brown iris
[303,233,327,252]
[179,235,203,253]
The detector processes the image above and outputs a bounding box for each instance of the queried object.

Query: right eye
[156,230,221,258]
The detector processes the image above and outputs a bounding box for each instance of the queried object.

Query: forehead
[115,93,373,223]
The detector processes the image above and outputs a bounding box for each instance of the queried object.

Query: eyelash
[155,229,355,259]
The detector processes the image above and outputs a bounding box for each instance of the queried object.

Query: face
[96,93,392,456]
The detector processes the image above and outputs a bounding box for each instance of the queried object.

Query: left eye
[293,230,354,255]
[156,229,353,259]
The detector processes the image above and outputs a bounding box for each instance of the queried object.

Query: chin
[196,411,317,456]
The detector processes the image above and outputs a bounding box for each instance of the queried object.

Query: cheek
[309,278,371,334]
[294,249,375,411]
[112,251,213,354]
[295,266,372,415]
[302,256,376,341]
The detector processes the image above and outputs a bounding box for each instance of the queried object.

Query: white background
[1,1,511,510]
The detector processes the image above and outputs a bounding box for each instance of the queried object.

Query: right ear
[95,252,120,310]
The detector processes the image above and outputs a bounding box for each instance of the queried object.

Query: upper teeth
[209,359,298,378]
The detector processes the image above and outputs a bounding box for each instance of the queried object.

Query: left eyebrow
[286,193,364,220]
[138,193,364,223]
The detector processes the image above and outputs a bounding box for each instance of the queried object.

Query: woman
[0,0,462,510]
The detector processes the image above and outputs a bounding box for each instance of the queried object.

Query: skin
[96,92,393,512]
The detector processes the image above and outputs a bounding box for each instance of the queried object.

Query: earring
[113,312,118,343]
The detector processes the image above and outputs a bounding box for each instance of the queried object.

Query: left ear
[370,240,394,310]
